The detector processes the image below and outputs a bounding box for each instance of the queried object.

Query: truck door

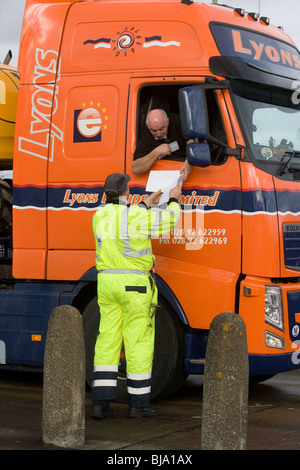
[125,80,244,328]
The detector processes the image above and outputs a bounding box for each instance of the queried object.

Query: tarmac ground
[0,369,299,455]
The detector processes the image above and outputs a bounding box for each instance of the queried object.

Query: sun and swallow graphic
[83,26,180,57]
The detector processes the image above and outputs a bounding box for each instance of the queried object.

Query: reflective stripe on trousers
[92,366,152,407]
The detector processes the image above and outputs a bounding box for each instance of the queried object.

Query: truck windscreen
[231,79,300,166]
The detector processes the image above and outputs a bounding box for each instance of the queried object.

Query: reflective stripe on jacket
[92,199,180,272]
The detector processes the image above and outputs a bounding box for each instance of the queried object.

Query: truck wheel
[82,295,187,402]
[151,296,187,400]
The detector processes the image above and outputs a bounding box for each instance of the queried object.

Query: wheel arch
[154,272,189,326]
[76,266,189,327]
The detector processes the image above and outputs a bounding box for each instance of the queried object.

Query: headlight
[265,285,284,330]
[265,331,285,349]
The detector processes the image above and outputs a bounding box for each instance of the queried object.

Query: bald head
[146,109,169,140]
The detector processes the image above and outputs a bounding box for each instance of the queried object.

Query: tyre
[82,296,100,388]
[82,294,187,402]
[151,296,187,400]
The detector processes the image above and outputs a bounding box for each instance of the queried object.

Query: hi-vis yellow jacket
[92,198,180,272]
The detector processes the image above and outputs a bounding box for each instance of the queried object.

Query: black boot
[127,405,160,418]
[92,401,114,419]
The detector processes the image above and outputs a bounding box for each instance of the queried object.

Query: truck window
[231,79,300,169]
[137,85,178,140]
[205,88,228,164]
[136,84,228,164]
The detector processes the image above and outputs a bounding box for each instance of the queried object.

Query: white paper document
[146,170,184,205]
[169,141,180,152]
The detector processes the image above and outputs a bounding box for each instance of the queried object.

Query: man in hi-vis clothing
[92,172,181,419]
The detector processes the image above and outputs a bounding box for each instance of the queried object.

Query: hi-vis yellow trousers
[92,270,157,408]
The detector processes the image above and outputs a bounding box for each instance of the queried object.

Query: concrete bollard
[201,312,249,450]
[42,305,85,448]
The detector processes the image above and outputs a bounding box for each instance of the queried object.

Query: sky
[0,0,299,67]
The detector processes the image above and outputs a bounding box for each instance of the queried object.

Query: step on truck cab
[1,0,300,399]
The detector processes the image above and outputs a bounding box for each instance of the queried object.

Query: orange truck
[1,0,300,400]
